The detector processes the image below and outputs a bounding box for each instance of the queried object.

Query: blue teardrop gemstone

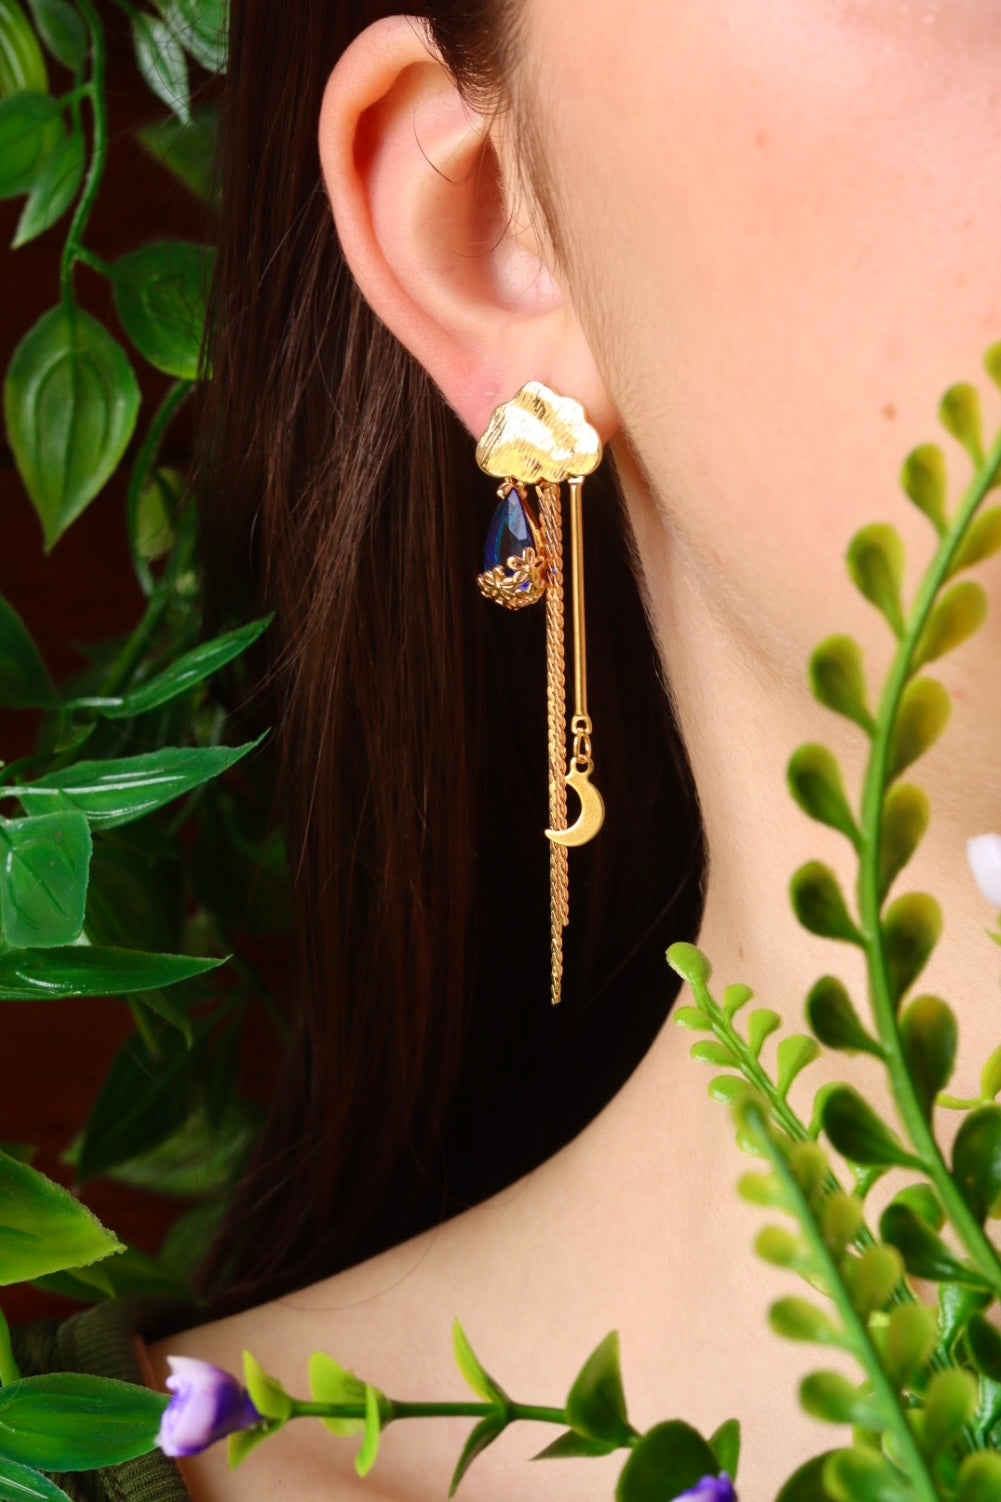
[484,487,532,572]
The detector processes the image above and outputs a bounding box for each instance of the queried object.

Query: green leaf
[755,1226,805,1270]
[76,1027,194,1184]
[11,739,262,829]
[0,1373,165,1469]
[707,1075,749,1106]
[878,784,929,902]
[78,615,272,718]
[449,1412,507,1496]
[787,745,859,845]
[952,1104,1001,1224]
[880,1202,992,1289]
[452,1320,506,1405]
[12,123,82,247]
[981,1044,1001,1102]
[134,104,218,203]
[948,505,1001,576]
[738,1171,789,1210]
[790,863,861,944]
[846,523,905,635]
[79,1101,254,1198]
[887,1184,943,1231]
[800,1373,881,1428]
[0,810,92,947]
[672,1005,706,1031]
[808,635,874,735]
[776,1034,820,1099]
[4,304,140,549]
[806,977,883,1058]
[0,592,58,709]
[533,1429,616,1460]
[690,1040,739,1068]
[0,2,48,93]
[242,1350,290,1424]
[0,1147,121,1283]
[882,893,941,1008]
[965,1311,1001,1383]
[307,1352,365,1437]
[131,13,190,123]
[0,1456,73,1502]
[565,1331,631,1447]
[665,942,711,989]
[0,91,60,197]
[822,1086,920,1170]
[775,1453,839,1502]
[821,1193,863,1256]
[132,465,182,561]
[707,1419,739,1481]
[844,1244,905,1316]
[355,1383,381,1478]
[26,0,86,72]
[958,1452,1001,1502]
[940,381,984,464]
[887,678,950,781]
[744,1007,780,1061]
[883,1302,937,1387]
[900,443,948,533]
[822,1447,914,1502]
[227,1419,278,1468]
[899,995,956,1118]
[769,1298,841,1346]
[33,1241,197,1306]
[0,944,222,1001]
[111,241,212,380]
[923,1367,977,1452]
[158,0,228,72]
[722,983,753,1019]
[615,1421,718,1502]
[913,580,988,669]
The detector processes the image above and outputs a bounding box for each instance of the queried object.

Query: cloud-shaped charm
[476,381,603,484]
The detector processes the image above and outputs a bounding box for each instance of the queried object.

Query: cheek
[532,0,1001,656]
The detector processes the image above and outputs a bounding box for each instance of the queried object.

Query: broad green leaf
[0,1147,121,1283]
[111,241,212,380]
[899,994,956,1118]
[965,1312,1001,1383]
[790,863,861,944]
[880,1202,992,1289]
[0,1456,73,1501]
[900,443,947,533]
[958,1451,1001,1502]
[822,1448,913,1502]
[822,1086,920,1170]
[776,1034,820,1099]
[615,1421,718,1502]
[800,1374,881,1429]
[775,1453,839,1502]
[0,92,60,197]
[308,1352,365,1437]
[844,1244,905,1316]
[242,1351,290,1424]
[76,615,271,718]
[707,1419,739,1481]
[0,810,92,947]
[0,1,48,93]
[846,523,905,635]
[0,592,58,708]
[11,739,262,828]
[887,678,950,780]
[806,977,882,1058]
[769,1298,840,1346]
[666,942,712,989]
[948,505,1001,576]
[12,124,83,247]
[882,893,941,1008]
[0,944,223,1000]
[952,1104,1001,1224]
[355,1384,381,1478]
[131,14,190,124]
[565,1331,631,1447]
[747,1008,780,1060]
[33,1241,196,1306]
[913,580,988,669]
[452,1320,506,1405]
[883,1302,937,1387]
[923,1368,977,1452]
[4,304,140,548]
[77,1026,196,1184]
[821,1193,863,1256]
[940,382,984,464]
[808,635,874,734]
[0,1374,166,1469]
[77,1101,255,1199]
[26,0,86,72]
[786,744,858,845]
[532,1428,616,1460]
[159,0,228,72]
[449,1412,506,1496]
[134,105,218,203]
[878,784,929,902]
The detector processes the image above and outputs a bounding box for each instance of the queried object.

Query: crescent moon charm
[545,765,605,848]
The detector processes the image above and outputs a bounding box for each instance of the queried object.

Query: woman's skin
[151,4,1001,1497]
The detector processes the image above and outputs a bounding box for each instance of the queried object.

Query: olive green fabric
[11,1298,194,1502]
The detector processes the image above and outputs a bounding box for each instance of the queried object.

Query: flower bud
[157,1355,262,1457]
[673,1477,737,1502]
[968,834,1001,907]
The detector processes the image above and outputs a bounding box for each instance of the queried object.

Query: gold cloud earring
[475,381,605,1006]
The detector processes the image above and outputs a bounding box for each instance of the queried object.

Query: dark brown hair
[199,1,704,1309]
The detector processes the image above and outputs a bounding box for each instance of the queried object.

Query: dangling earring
[475,381,605,1007]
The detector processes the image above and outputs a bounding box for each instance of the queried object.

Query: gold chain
[539,480,569,1005]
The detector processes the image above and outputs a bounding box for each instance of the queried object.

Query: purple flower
[673,1476,737,1502]
[157,1356,262,1457]
[969,834,1001,907]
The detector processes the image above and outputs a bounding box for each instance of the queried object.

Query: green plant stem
[74,245,112,278]
[746,1103,942,1502]
[858,422,1001,1298]
[125,379,194,597]
[60,0,107,307]
[288,1397,569,1426]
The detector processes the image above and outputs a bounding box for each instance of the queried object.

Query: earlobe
[317,16,615,442]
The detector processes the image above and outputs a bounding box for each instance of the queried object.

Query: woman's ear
[317,15,615,441]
